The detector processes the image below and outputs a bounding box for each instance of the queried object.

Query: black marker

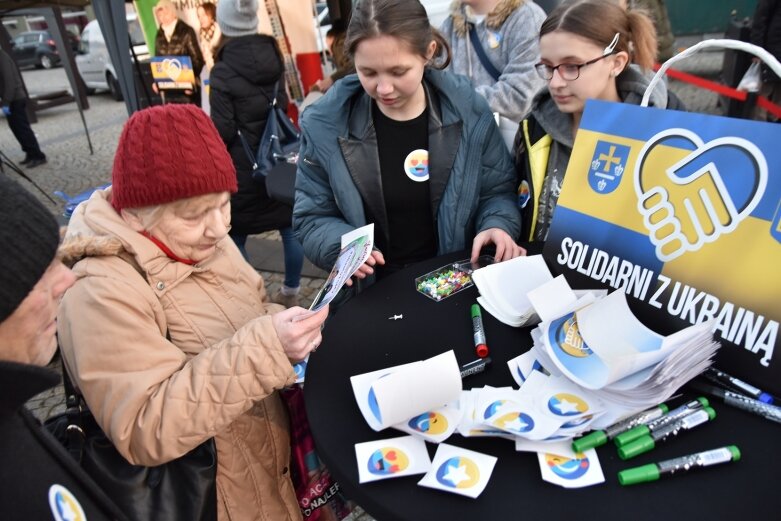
[460,357,491,378]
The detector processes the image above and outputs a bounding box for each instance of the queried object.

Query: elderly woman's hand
[271,305,330,361]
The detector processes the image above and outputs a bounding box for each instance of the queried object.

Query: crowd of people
[3,0,779,519]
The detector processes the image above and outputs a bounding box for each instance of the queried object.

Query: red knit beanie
[111,104,237,211]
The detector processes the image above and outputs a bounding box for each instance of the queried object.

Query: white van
[76,15,149,101]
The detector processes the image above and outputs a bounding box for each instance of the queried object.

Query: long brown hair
[345,0,451,69]
[541,0,658,70]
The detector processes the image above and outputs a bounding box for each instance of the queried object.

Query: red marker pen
[471,303,489,358]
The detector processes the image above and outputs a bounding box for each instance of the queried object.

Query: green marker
[572,403,669,453]
[614,397,709,448]
[618,406,716,460]
[619,445,740,486]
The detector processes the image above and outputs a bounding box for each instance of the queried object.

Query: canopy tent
[1,0,138,116]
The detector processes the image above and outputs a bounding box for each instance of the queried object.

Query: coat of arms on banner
[543,99,780,395]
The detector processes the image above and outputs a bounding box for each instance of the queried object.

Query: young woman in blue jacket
[293,0,524,284]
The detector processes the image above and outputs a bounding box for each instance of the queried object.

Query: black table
[305,251,780,521]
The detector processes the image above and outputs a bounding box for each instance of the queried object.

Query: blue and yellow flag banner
[150,55,196,90]
[543,99,781,394]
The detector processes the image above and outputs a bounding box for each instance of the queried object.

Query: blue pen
[704,367,775,404]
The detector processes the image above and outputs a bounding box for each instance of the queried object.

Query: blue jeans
[231,227,303,289]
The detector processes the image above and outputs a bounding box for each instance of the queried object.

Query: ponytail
[626,9,658,70]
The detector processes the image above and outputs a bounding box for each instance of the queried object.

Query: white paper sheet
[472,255,553,317]
[351,351,462,431]
[507,350,545,386]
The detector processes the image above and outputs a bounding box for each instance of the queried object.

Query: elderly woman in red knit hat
[56,104,327,521]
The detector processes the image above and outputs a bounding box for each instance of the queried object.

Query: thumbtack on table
[388,314,403,320]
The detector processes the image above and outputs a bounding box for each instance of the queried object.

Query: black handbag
[239,80,300,180]
[45,364,218,521]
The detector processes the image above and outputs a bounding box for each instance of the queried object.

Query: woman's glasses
[534,32,621,81]
[534,53,615,81]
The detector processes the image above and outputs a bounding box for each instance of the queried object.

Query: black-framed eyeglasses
[534,52,615,81]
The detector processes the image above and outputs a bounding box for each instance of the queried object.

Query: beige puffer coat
[57,189,301,521]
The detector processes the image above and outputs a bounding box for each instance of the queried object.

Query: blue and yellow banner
[544,99,781,394]
[150,55,196,90]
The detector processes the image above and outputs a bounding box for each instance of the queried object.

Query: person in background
[440,0,547,148]
[210,0,305,308]
[0,176,126,520]
[197,2,221,71]
[514,0,684,243]
[152,0,205,105]
[0,49,47,168]
[311,21,355,94]
[750,0,781,122]
[294,0,524,292]
[57,104,328,521]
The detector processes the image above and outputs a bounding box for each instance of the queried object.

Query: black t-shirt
[372,102,436,267]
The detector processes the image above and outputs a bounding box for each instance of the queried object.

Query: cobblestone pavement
[9,38,731,425]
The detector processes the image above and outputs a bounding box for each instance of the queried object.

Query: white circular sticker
[403,149,429,182]
[49,484,87,521]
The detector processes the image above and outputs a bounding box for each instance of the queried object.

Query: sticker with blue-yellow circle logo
[49,484,87,521]
[404,149,429,182]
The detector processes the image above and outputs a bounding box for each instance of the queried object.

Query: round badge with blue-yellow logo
[545,452,591,480]
[547,392,590,416]
[404,149,429,182]
[367,447,410,475]
[49,484,87,521]
[435,456,481,488]
[408,411,449,434]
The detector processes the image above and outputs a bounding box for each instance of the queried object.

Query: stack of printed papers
[472,256,606,327]
[524,284,719,428]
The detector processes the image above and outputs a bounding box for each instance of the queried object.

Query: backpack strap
[468,23,501,81]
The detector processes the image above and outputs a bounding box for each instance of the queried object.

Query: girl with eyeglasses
[514,0,685,242]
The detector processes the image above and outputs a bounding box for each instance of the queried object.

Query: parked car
[76,16,149,101]
[10,30,80,69]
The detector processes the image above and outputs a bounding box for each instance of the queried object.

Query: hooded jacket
[293,69,521,271]
[0,361,127,521]
[440,0,547,122]
[210,34,293,235]
[56,189,301,521]
[514,65,686,241]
